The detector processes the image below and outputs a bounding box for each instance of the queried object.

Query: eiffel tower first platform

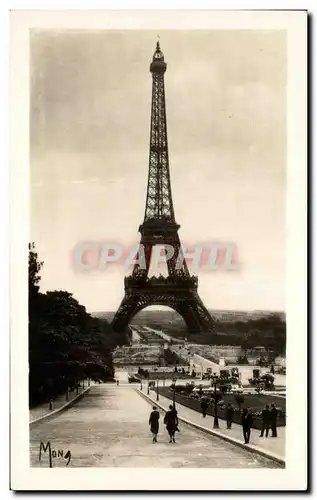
[112,42,216,335]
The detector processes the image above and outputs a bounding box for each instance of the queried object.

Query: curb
[136,389,285,467]
[30,387,91,426]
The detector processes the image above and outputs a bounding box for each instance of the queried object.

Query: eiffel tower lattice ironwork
[112,42,216,334]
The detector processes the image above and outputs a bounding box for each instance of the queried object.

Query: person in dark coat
[226,403,234,429]
[241,408,253,444]
[270,403,278,437]
[260,404,270,437]
[164,405,179,443]
[149,406,160,443]
[200,398,209,418]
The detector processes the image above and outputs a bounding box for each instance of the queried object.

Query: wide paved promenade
[30,385,280,468]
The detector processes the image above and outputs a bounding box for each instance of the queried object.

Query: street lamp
[172,377,177,408]
[211,373,220,429]
[156,379,159,401]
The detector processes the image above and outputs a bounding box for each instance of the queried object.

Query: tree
[28,242,43,296]
[28,244,119,407]
[261,373,275,390]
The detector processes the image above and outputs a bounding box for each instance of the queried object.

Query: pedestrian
[226,403,234,429]
[241,408,253,444]
[200,398,209,418]
[116,379,119,386]
[260,404,270,437]
[164,405,179,443]
[270,403,278,437]
[149,405,160,443]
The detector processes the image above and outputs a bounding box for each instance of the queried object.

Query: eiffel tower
[112,42,216,334]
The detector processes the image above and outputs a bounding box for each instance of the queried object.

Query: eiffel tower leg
[190,293,216,332]
[112,293,149,332]
[175,293,216,334]
[177,301,202,333]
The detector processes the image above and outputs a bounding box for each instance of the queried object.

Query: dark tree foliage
[29,244,121,407]
[29,242,43,296]
[177,316,286,356]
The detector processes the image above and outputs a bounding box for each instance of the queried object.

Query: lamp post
[147,377,150,395]
[172,377,177,409]
[156,379,159,401]
[140,379,143,391]
[211,373,220,429]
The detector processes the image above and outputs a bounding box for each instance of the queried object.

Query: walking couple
[149,405,179,443]
[260,403,278,438]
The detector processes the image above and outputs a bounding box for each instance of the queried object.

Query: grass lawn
[221,393,286,412]
[159,387,285,412]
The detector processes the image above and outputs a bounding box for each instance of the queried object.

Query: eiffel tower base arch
[112,281,216,334]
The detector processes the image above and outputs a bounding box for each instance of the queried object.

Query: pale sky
[30,29,286,313]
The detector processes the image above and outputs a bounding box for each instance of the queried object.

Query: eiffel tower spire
[144,41,175,222]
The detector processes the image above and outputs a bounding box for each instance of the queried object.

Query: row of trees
[29,243,126,407]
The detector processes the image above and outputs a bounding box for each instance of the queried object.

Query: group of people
[259,403,278,438]
[200,399,278,445]
[149,405,179,443]
[241,404,278,444]
[200,399,236,428]
[242,403,278,443]
[149,401,279,446]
